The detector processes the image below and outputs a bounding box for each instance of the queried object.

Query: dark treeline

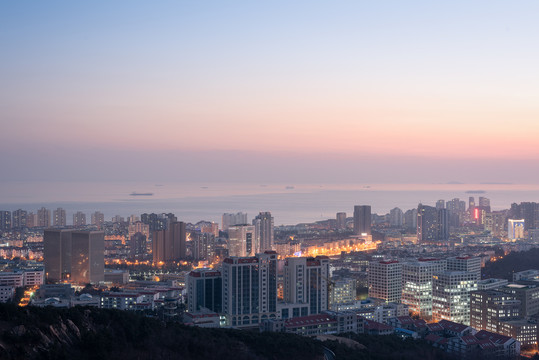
[0,304,455,360]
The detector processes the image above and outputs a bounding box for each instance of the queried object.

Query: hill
[0,304,452,360]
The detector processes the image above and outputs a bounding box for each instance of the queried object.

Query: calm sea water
[1,182,539,225]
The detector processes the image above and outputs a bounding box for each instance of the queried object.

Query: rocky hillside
[0,304,452,360]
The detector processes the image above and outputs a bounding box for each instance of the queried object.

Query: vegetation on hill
[0,304,453,360]
[482,247,539,280]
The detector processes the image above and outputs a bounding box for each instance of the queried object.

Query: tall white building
[368,260,402,303]
[432,271,478,325]
[389,208,403,227]
[253,212,274,252]
[402,258,447,318]
[228,225,257,257]
[221,251,277,327]
[222,212,248,231]
[508,219,525,240]
[447,256,481,280]
[284,256,330,315]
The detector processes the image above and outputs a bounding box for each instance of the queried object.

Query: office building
[187,268,222,313]
[353,205,371,235]
[284,256,330,315]
[37,207,50,227]
[447,256,481,280]
[228,224,256,257]
[73,211,86,227]
[432,271,478,325]
[508,219,525,240]
[329,278,356,307]
[402,258,447,318]
[11,209,27,229]
[71,231,105,283]
[222,212,248,231]
[498,283,539,317]
[44,229,104,284]
[368,260,402,303]
[470,290,521,333]
[253,212,274,252]
[52,208,66,227]
[336,212,347,230]
[44,229,73,282]
[222,251,278,327]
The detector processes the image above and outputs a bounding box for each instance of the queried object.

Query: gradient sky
[2,1,539,184]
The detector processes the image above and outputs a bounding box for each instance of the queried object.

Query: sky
[2,1,539,184]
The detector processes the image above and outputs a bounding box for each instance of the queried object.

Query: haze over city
[2,1,539,185]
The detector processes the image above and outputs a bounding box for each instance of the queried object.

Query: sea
[2,181,539,226]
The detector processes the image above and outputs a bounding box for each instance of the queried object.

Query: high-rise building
[0,211,11,231]
[44,229,73,282]
[329,278,356,307]
[187,268,222,313]
[284,256,330,315]
[91,211,105,228]
[70,231,105,283]
[436,199,445,210]
[37,207,51,227]
[253,212,274,252]
[141,213,176,231]
[389,208,403,227]
[368,260,402,303]
[402,258,447,318]
[479,197,491,210]
[498,283,539,317]
[485,212,505,236]
[128,221,150,240]
[222,212,248,231]
[130,232,147,260]
[73,211,86,227]
[11,209,27,229]
[432,271,478,325]
[508,219,525,240]
[191,232,215,261]
[26,212,38,228]
[222,251,278,327]
[53,208,66,227]
[437,208,450,240]
[44,229,104,284]
[417,204,438,243]
[469,197,476,217]
[470,290,521,333]
[228,224,256,257]
[336,212,347,230]
[152,221,186,263]
[353,205,371,235]
[404,208,417,229]
[447,256,481,280]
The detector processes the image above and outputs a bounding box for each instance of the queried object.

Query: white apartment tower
[228,225,257,257]
[432,271,478,325]
[368,260,402,303]
[402,258,447,318]
[284,256,330,315]
[221,251,278,327]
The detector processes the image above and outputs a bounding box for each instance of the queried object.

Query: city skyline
[2,1,539,185]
